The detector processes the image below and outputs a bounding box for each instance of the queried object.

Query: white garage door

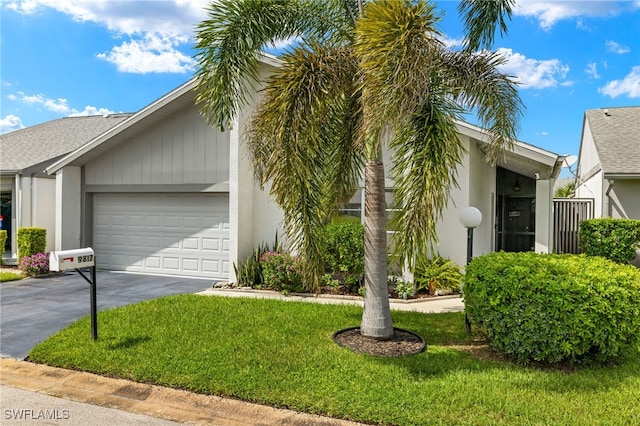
[93,193,230,279]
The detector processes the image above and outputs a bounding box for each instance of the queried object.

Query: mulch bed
[333,327,425,357]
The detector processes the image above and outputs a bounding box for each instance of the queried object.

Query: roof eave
[603,173,640,180]
[455,120,560,165]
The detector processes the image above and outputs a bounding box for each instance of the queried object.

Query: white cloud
[0,114,25,134]
[514,1,624,29]
[21,93,72,114]
[599,66,640,98]
[97,33,195,74]
[496,48,570,89]
[439,35,465,50]
[3,0,209,36]
[69,105,116,117]
[606,40,631,54]
[10,91,115,116]
[4,1,39,14]
[585,62,600,79]
[4,0,207,74]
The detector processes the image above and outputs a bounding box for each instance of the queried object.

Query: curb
[1,358,364,426]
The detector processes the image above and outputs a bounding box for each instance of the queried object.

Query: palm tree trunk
[361,160,393,339]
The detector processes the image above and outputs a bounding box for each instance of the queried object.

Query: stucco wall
[576,170,603,217]
[576,120,600,176]
[55,167,82,250]
[433,137,495,267]
[230,61,282,278]
[609,180,640,219]
[31,177,56,253]
[575,121,603,216]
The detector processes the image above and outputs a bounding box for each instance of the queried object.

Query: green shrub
[394,280,415,299]
[17,227,46,261]
[320,222,364,292]
[260,251,302,293]
[233,238,281,288]
[414,255,463,294]
[464,252,640,365]
[0,230,6,265]
[580,218,640,263]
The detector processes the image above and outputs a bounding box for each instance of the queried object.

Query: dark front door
[497,196,535,252]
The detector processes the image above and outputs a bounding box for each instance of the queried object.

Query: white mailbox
[50,248,95,272]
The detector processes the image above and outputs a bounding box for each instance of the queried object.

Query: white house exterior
[575,107,640,219]
[45,56,284,279]
[3,55,564,279]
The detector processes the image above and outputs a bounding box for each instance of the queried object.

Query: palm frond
[355,0,444,147]
[194,0,351,130]
[442,49,524,164]
[389,100,465,268]
[458,0,515,51]
[246,44,363,290]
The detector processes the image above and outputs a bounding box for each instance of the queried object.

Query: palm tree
[554,181,575,198]
[195,0,522,339]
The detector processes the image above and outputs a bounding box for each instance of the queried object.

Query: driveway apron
[0,271,212,359]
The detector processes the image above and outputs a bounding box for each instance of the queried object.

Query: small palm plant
[414,255,463,295]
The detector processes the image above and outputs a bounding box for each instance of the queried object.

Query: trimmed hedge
[321,222,364,292]
[17,227,46,261]
[464,252,640,365]
[580,218,640,263]
[0,230,6,265]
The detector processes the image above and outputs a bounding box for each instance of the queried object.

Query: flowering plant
[260,251,302,293]
[19,252,50,277]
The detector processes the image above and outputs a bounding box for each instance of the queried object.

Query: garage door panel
[183,238,199,250]
[146,216,162,227]
[182,216,200,229]
[93,193,229,279]
[146,256,161,269]
[128,235,143,247]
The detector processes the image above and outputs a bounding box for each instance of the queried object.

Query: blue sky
[1,0,639,168]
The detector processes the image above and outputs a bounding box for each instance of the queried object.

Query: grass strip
[30,295,640,425]
[0,271,24,282]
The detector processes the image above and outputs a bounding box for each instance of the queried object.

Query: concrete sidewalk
[1,289,463,425]
[198,288,465,314]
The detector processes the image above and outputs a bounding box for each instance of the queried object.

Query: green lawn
[29,295,640,425]
[0,271,24,282]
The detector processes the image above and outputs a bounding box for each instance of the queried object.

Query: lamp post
[460,207,482,264]
[459,207,482,333]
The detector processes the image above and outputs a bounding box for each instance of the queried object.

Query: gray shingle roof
[0,114,132,173]
[585,106,640,176]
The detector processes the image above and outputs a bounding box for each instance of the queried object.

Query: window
[336,188,398,230]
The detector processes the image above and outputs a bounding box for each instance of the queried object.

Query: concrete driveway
[0,271,212,359]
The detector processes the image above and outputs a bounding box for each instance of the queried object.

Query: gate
[553,198,594,254]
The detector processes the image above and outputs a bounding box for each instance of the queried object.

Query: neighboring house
[0,114,132,260]
[5,55,564,279]
[574,106,640,219]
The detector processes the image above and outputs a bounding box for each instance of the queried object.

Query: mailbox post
[50,248,98,340]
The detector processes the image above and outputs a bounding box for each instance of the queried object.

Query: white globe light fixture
[459,206,482,229]
[459,206,482,334]
[459,206,482,265]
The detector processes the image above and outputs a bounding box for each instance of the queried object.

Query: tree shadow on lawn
[376,312,640,395]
